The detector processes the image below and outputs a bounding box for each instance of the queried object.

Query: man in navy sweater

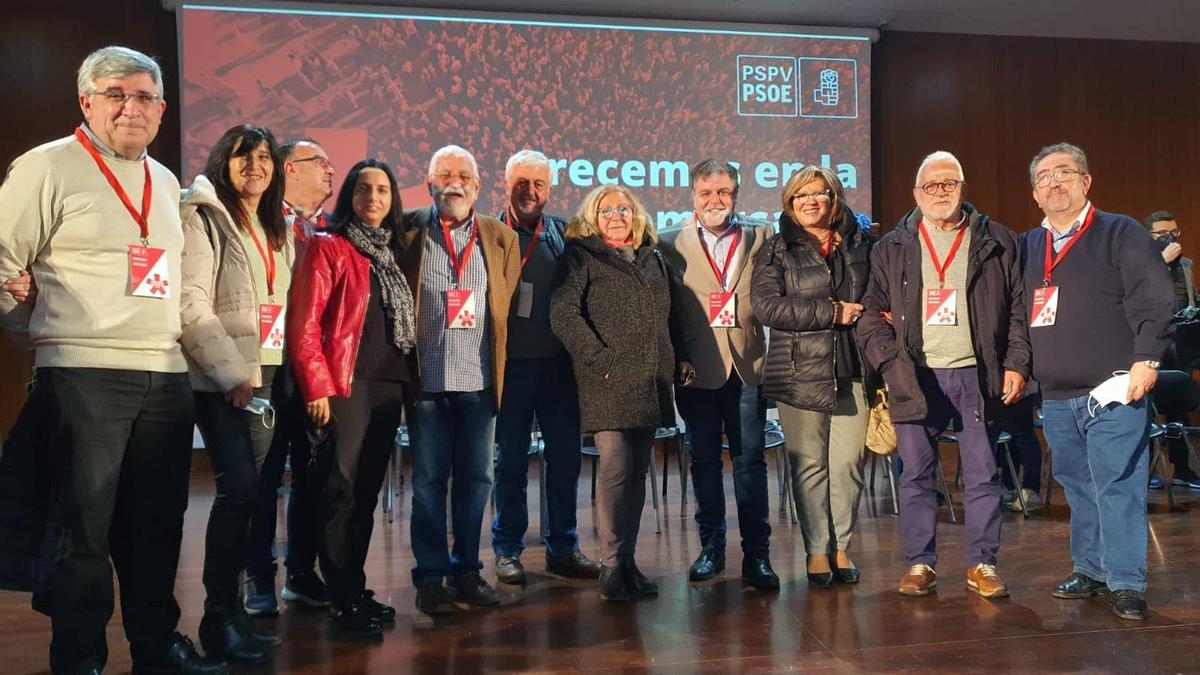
[1020,143,1174,621]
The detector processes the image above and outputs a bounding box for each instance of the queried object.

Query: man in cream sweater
[0,47,225,675]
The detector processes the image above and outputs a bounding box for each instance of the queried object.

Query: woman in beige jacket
[180,124,293,666]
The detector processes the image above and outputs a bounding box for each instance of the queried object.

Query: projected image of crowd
[0,44,1182,673]
[181,12,868,221]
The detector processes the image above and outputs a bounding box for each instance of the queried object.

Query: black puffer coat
[550,234,676,433]
[751,209,875,411]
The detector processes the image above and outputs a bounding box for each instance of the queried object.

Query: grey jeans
[777,380,869,555]
[593,428,655,567]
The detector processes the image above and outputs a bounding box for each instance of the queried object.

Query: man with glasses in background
[1020,143,1174,620]
[401,145,520,615]
[858,150,1030,600]
[243,138,337,617]
[1143,210,1200,491]
[0,46,225,674]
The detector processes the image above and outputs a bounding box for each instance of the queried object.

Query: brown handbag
[865,386,897,456]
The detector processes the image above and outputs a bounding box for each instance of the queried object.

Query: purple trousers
[895,367,1001,568]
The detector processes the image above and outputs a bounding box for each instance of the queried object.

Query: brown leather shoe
[898,564,937,596]
[966,563,1009,598]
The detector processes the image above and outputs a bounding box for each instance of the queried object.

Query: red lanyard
[1043,204,1096,286]
[441,218,478,287]
[819,230,836,259]
[74,127,152,243]
[510,214,544,270]
[244,217,277,299]
[698,226,741,288]
[917,220,968,288]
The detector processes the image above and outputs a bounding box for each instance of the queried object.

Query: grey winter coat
[180,175,295,392]
[550,234,675,433]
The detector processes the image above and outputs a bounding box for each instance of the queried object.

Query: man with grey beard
[400,145,520,615]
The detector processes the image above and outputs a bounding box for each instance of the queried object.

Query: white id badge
[129,245,171,298]
[925,288,957,325]
[517,281,534,319]
[1031,286,1059,328]
[446,289,477,329]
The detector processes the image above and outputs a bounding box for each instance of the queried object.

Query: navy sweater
[1019,208,1174,400]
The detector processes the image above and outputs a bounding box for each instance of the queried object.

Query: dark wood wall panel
[873,31,1200,239]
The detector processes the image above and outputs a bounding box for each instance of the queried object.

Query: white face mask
[242,396,276,429]
[1088,371,1131,417]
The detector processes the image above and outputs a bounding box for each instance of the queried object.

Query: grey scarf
[344,221,416,353]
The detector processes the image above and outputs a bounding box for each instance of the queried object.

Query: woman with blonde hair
[550,185,676,603]
[751,165,877,587]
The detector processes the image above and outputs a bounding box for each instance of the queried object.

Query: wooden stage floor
[2,450,1199,673]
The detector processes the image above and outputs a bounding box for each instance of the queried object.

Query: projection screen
[179,3,873,228]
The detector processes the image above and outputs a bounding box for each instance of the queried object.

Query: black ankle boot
[199,610,268,665]
[599,565,629,603]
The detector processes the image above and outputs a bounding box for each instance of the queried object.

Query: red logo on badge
[459,310,475,328]
[148,274,168,295]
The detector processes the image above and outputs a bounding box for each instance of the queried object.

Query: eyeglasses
[91,88,160,108]
[291,156,334,172]
[1033,169,1083,188]
[792,190,832,204]
[918,179,965,195]
[1151,229,1182,241]
[598,205,633,220]
[431,171,476,184]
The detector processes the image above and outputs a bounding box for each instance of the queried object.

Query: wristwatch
[1141,360,1161,369]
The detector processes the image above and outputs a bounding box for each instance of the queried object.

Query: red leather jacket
[287,233,370,402]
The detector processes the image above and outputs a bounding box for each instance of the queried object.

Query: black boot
[741,555,781,591]
[328,600,384,639]
[688,545,725,582]
[621,560,658,598]
[599,565,629,603]
[199,609,268,665]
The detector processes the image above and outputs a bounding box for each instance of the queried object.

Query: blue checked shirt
[417,208,491,393]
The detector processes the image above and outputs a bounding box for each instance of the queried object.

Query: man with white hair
[490,150,600,584]
[400,145,520,615]
[858,150,1030,599]
[0,46,225,674]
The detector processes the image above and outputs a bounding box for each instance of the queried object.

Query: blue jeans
[675,371,770,556]
[491,359,582,558]
[1041,395,1150,592]
[408,389,497,583]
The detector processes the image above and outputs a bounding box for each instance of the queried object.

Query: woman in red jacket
[287,159,415,638]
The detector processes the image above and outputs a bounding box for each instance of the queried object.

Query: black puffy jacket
[751,209,875,411]
[550,234,676,433]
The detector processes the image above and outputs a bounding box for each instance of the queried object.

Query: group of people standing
[0,45,1178,675]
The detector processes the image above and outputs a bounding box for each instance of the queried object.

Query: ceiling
[189,0,1200,43]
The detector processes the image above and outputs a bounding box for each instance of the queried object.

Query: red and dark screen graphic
[181,6,871,227]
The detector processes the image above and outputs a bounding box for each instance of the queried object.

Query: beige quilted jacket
[179,175,295,392]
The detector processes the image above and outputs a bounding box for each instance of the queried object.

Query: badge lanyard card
[515,218,544,319]
[75,128,170,299]
[244,219,284,350]
[1032,205,1095,328]
[443,219,479,329]
[700,227,741,328]
[918,220,967,326]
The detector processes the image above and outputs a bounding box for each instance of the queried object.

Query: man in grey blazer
[660,158,778,590]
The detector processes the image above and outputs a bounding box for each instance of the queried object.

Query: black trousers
[39,367,194,673]
[322,379,405,608]
[195,369,274,611]
[247,366,323,582]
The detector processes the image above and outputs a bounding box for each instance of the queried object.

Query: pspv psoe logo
[736,55,798,117]
[798,58,858,119]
